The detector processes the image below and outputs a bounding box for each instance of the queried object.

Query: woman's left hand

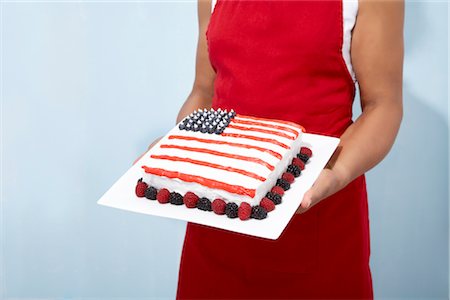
[295,166,349,214]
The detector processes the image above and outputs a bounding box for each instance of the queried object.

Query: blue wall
[1,1,448,299]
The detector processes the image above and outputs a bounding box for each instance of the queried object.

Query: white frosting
[229,118,298,139]
[140,116,303,206]
[223,127,294,145]
[234,115,301,133]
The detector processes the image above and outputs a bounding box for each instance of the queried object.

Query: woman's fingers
[296,169,338,214]
[132,137,163,165]
[133,152,146,165]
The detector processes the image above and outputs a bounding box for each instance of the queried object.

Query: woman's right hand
[133,136,162,165]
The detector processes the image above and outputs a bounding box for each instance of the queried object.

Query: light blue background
[1,1,448,299]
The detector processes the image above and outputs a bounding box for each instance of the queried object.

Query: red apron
[176,1,373,298]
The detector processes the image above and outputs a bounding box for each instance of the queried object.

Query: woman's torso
[176,1,372,298]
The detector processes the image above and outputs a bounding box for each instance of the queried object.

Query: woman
[148,0,403,298]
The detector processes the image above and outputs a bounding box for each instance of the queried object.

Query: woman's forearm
[330,99,403,187]
[296,97,403,212]
[176,90,213,124]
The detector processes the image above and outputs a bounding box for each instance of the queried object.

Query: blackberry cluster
[276,178,291,191]
[197,197,212,211]
[178,108,236,134]
[225,202,239,218]
[287,164,301,177]
[144,186,158,200]
[169,192,184,205]
[251,205,268,220]
[297,153,310,163]
[265,192,282,205]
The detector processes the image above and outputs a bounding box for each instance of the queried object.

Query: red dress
[176,1,373,298]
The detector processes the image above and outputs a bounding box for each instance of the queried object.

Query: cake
[134,108,312,220]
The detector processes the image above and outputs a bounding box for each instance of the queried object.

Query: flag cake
[134,108,312,220]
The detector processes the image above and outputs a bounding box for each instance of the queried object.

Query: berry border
[135,147,313,221]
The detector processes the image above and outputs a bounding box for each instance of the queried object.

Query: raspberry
[197,197,212,211]
[135,178,148,197]
[238,202,252,220]
[282,172,295,184]
[169,192,184,205]
[144,186,157,200]
[212,198,226,215]
[297,153,310,163]
[300,147,313,157]
[225,202,239,218]
[266,192,282,205]
[287,164,301,177]
[271,186,285,196]
[251,205,268,220]
[276,178,291,191]
[183,192,199,208]
[156,188,170,204]
[292,157,305,170]
[260,198,275,212]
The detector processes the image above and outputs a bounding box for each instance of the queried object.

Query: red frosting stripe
[236,114,306,132]
[150,154,266,181]
[232,118,300,137]
[142,166,256,197]
[227,123,295,140]
[168,135,282,159]
[220,133,290,149]
[159,144,275,170]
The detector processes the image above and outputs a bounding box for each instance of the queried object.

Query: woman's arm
[176,0,216,123]
[297,0,404,212]
[133,0,215,164]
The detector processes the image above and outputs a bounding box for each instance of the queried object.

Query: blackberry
[193,124,200,132]
[265,192,282,205]
[297,153,310,163]
[169,192,184,205]
[251,205,268,220]
[144,186,158,200]
[287,164,301,177]
[225,202,239,218]
[197,197,212,211]
[178,123,186,130]
[276,178,291,191]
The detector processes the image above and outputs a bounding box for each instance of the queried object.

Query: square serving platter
[97,132,339,240]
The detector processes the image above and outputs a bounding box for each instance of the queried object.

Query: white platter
[97,133,339,240]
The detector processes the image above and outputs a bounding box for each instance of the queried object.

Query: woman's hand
[295,163,349,214]
[133,137,162,165]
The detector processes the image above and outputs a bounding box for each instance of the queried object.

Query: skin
[137,0,404,215]
[133,0,214,165]
[296,0,404,213]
